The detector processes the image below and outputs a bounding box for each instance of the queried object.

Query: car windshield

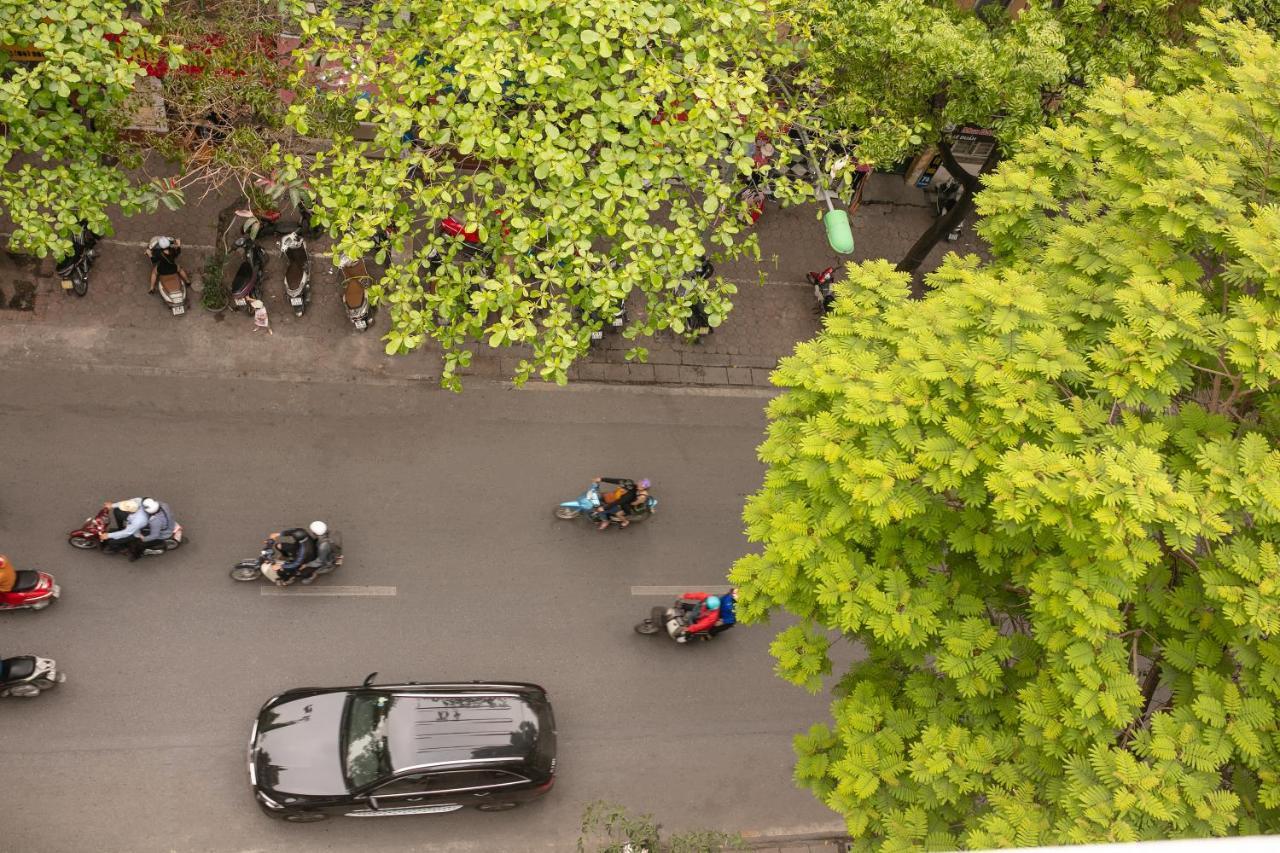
[341,692,391,790]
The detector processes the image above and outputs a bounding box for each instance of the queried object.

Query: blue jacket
[719,593,737,626]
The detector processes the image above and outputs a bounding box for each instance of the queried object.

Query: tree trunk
[896,140,1002,295]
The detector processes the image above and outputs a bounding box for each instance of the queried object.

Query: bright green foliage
[286,0,791,388]
[785,0,1205,171]
[733,18,1280,849]
[0,1,180,258]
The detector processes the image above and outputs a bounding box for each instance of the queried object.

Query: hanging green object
[823,209,854,254]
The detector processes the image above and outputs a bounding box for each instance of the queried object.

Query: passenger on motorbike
[130,498,177,561]
[674,592,721,639]
[592,476,651,530]
[710,588,737,636]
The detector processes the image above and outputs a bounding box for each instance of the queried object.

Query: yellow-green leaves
[737,18,1280,848]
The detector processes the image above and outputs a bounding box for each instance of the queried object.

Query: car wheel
[553,506,579,520]
[69,536,98,550]
[283,812,327,823]
[477,801,519,812]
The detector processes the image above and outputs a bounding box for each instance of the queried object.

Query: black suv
[248,677,557,821]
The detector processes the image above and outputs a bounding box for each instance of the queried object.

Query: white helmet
[154,236,171,250]
[142,498,160,513]
[309,521,328,537]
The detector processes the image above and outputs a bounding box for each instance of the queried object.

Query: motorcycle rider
[147,236,189,294]
[99,497,148,554]
[592,476,651,530]
[675,592,721,641]
[0,555,15,593]
[265,521,333,585]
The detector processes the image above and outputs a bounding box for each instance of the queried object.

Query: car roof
[384,687,546,773]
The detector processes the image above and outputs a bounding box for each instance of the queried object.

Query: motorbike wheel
[553,507,580,520]
[230,563,262,582]
[9,683,40,698]
[72,271,89,297]
[29,599,52,611]
[164,537,183,551]
[634,619,661,635]
[68,535,99,550]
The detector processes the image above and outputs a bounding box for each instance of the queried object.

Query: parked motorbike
[0,570,60,612]
[554,481,657,524]
[682,257,715,341]
[808,265,838,315]
[235,206,320,242]
[230,535,343,584]
[634,596,732,643]
[67,505,185,555]
[928,180,965,242]
[339,254,374,330]
[148,236,189,316]
[56,224,100,298]
[0,655,65,698]
[230,236,268,311]
[280,231,311,316]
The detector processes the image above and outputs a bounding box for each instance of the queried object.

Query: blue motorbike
[554,482,657,524]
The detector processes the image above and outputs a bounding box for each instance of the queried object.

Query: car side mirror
[362,671,378,687]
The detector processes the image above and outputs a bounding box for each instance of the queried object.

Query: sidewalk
[0,174,981,388]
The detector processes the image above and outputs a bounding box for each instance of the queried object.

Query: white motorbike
[148,236,189,316]
[280,231,311,317]
[0,655,66,698]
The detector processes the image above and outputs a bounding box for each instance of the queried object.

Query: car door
[362,770,526,815]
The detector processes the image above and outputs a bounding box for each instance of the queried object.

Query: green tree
[783,0,1208,275]
[285,0,794,389]
[0,0,180,258]
[732,17,1280,849]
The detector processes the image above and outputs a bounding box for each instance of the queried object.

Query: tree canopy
[0,0,180,258]
[732,16,1280,849]
[286,0,794,388]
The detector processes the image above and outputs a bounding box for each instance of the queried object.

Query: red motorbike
[0,570,59,612]
[68,506,185,556]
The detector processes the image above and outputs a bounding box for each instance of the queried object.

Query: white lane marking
[260,585,397,597]
[631,585,723,596]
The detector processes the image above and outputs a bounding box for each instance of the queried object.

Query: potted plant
[201,251,229,312]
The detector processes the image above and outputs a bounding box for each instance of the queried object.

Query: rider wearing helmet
[676,591,722,639]
[592,476,651,530]
[130,498,177,561]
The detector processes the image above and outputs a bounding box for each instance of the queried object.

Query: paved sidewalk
[0,174,981,388]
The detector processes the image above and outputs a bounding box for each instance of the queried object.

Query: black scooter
[229,237,267,311]
[56,225,100,297]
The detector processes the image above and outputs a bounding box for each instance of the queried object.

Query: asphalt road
[0,366,841,852]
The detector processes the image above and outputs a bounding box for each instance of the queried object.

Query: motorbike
[235,206,320,242]
[0,656,65,698]
[280,230,311,316]
[339,255,374,330]
[682,257,715,341]
[67,505,185,556]
[554,481,657,524]
[230,236,268,311]
[634,597,732,643]
[148,236,189,316]
[0,570,60,612]
[230,535,343,584]
[808,265,838,315]
[56,225,100,298]
[928,180,965,242]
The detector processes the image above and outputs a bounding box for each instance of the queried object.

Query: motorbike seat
[285,254,305,289]
[1,656,35,681]
[231,260,254,292]
[159,273,183,296]
[344,278,366,309]
[12,571,39,593]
